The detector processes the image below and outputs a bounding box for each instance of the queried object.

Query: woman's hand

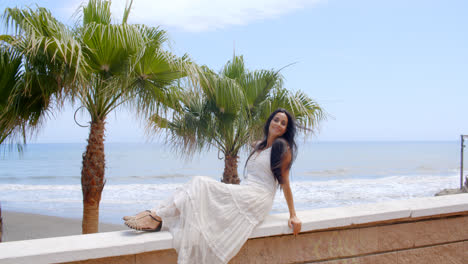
[288,215,302,236]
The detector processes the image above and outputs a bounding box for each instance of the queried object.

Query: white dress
[152,147,278,264]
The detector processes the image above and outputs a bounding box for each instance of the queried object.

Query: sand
[1,211,126,242]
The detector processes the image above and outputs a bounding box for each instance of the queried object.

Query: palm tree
[0,47,24,148]
[152,55,325,184]
[0,6,82,151]
[76,0,188,234]
[2,0,190,233]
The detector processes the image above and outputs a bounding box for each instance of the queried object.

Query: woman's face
[268,112,288,139]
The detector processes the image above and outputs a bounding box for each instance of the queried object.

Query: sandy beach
[1,211,126,242]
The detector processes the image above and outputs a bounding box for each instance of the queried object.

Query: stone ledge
[229,215,468,263]
[312,240,468,264]
[0,193,467,264]
[251,193,468,238]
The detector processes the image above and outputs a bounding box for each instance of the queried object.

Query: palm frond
[137,24,168,49]
[82,0,111,26]
[3,6,85,91]
[122,0,134,24]
[0,47,23,146]
[80,23,141,76]
[267,88,326,133]
[0,46,56,148]
[221,55,245,80]
[75,2,188,125]
[155,55,327,162]
[239,69,283,110]
[1,6,86,149]
[149,89,217,157]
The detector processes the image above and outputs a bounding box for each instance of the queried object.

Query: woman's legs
[123,177,195,231]
[154,203,180,218]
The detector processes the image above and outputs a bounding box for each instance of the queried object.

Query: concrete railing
[0,193,467,264]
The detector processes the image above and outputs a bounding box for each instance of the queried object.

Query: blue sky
[2,0,467,142]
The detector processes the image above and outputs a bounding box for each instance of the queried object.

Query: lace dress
[152,147,278,264]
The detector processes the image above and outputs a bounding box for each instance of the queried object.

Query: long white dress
[152,147,278,264]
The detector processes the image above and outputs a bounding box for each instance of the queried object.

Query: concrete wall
[0,193,467,264]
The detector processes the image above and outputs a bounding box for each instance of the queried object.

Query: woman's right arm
[280,149,302,236]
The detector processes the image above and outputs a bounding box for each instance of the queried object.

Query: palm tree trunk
[81,120,106,234]
[222,154,240,184]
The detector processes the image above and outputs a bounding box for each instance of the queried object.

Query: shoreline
[1,211,126,242]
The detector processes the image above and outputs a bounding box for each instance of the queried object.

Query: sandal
[125,211,162,232]
[122,210,152,221]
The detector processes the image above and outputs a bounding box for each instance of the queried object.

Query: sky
[1,0,467,143]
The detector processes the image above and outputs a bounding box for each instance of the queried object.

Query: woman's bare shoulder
[251,140,261,148]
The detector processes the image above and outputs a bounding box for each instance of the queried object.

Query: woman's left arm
[281,150,302,236]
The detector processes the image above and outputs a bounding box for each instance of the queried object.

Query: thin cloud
[8,0,324,31]
[4,0,324,31]
[110,0,324,32]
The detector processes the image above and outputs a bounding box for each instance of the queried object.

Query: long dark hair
[244,108,298,185]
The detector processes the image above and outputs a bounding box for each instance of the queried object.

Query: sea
[0,141,463,224]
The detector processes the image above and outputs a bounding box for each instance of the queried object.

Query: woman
[123,108,302,263]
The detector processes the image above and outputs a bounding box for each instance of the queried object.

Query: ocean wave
[0,173,458,204]
[271,174,459,213]
[0,176,81,181]
[0,184,80,191]
[301,166,458,178]
[303,168,350,176]
[0,174,191,183]
[107,174,189,180]
[1,173,459,224]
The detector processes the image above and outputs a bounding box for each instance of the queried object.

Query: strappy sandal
[122,210,152,221]
[125,211,162,232]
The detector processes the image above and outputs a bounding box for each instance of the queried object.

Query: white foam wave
[0,174,459,223]
[0,184,80,191]
[271,174,459,213]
